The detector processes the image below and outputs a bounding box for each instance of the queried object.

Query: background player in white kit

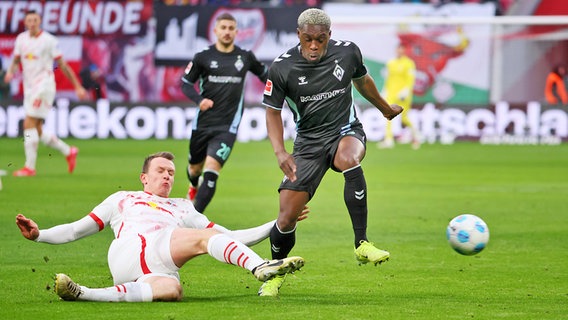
[16,151,305,302]
[4,10,87,177]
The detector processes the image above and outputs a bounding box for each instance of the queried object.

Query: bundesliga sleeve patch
[184,62,193,74]
[264,79,273,96]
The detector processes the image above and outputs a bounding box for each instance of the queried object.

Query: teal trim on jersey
[285,97,300,130]
[229,88,246,134]
[349,90,357,123]
[192,79,206,131]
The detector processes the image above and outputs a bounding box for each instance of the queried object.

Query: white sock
[207,233,265,271]
[23,128,39,169]
[40,132,70,156]
[78,282,153,302]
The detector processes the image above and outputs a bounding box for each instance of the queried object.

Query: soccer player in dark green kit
[181,13,268,213]
[260,8,403,296]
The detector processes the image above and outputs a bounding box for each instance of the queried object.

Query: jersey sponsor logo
[298,76,308,85]
[300,88,346,103]
[207,75,242,84]
[24,53,37,60]
[264,79,273,96]
[133,201,174,216]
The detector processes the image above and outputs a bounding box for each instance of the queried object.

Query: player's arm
[3,56,21,83]
[16,213,100,244]
[248,51,268,83]
[55,56,88,100]
[181,57,213,111]
[181,202,309,246]
[353,74,403,120]
[211,207,309,246]
[266,106,297,182]
[180,79,213,111]
[180,205,272,246]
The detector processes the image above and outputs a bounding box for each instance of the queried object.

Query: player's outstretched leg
[253,256,304,282]
[66,146,79,174]
[55,273,154,302]
[354,240,390,266]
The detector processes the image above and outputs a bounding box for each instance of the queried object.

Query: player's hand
[4,71,13,83]
[276,151,296,182]
[76,86,88,100]
[199,98,214,111]
[297,205,310,222]
[16,214,39,241]
[383,104,403,120]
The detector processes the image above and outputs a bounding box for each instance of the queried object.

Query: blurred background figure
[0,57,10,100]
[379,44,421,150]
[544,64,567,105]
[80,64,106,100]
[4,10,87,177]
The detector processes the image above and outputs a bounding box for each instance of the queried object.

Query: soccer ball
[446,214,489,256]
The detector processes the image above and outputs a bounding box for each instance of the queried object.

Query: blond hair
[297,8,331,30]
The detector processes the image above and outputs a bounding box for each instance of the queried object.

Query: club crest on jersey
[234,56,244,71]
[264,79,273,96]
[333,63,344,81]
[210,61,219,69]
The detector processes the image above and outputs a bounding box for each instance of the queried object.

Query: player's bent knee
[277,215,298,232]
[152,278,183,302]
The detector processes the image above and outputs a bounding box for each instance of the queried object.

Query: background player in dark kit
[181,13,268,213]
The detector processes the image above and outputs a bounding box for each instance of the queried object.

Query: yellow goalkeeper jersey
[384,55,416,103]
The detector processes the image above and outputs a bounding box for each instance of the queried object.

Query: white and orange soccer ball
[446,214,489,256]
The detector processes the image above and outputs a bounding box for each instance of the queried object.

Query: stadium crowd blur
[164,0,513,15]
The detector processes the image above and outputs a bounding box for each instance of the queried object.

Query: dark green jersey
[263,40,368,139]
[182,44,267,132]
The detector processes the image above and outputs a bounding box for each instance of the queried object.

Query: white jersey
[91,191,211,239]
[13,30,61,94]
[35,190,273,284]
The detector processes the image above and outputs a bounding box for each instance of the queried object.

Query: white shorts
[107,228,180,285]
[23,79,56,119]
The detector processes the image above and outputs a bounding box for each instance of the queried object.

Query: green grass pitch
[0,137,567,319]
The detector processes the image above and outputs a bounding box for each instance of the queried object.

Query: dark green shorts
[188,130,237,166]
[278,124,366,199]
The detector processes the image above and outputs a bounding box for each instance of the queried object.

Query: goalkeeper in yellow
[379,45,421,149]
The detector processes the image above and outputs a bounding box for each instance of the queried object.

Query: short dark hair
[216,13,236,23]
[142,152,174,173]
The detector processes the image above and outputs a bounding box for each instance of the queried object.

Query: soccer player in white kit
[3,10,87,177]
[15,151,305,302]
